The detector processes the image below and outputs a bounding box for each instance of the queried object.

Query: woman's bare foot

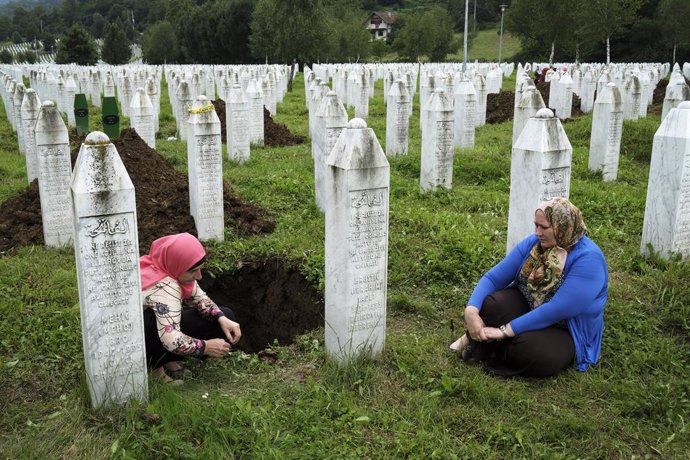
[448,334,469,353]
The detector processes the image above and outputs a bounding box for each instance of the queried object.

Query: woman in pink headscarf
[140,233,241,383]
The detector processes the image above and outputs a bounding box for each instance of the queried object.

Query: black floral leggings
[143,306,237,369]
[478,288,575,377]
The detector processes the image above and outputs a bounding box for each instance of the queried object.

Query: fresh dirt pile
[262,107,306,147]
[0,128,275,254]
[201,258,324,353]
[486,91,515,124]
[212,99,228,143]
[484,83,585,125]
[212,100,305,147]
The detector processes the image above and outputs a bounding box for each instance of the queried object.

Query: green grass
[447,28,522,63]
[1,71,689,458]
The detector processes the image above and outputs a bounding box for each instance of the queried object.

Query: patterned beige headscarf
[519,197,587,308]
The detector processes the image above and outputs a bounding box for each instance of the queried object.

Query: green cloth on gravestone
[101,96,120,139]
[74,93,89,136]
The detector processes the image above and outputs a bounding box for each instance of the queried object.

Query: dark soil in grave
[200,258,324,353]
[485,91,515,124]
[0,128,275,255]
[652,78,668,106]
[212,100,305,147]
[484,84,584,125]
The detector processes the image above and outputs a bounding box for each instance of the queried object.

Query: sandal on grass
[164,361,192,380]
[151,366,184,386]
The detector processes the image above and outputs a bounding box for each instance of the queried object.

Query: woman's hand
[482,327,503,341]
[219,316,242,345]
[204,338,231,358]
[482,324,515,342]
[464,306,487,341]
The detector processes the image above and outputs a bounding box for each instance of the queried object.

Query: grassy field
[1,70,689,459]
[450,28,522,62]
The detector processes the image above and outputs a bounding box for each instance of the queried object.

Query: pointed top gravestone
[641,101,690,260]
[507,108,573,252]
[70,131,148,408]
[21,89,41,183]
[36,100,73,247]
[325,118,390,364]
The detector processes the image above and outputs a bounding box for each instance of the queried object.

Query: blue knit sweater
[468,235,608,371]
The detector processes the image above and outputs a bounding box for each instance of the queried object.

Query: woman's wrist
[499,323,515,338]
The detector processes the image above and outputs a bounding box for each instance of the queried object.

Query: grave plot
[0,128,275,254]
[212,99,305,147]
[485,91,515,124]
[200,258,324,354]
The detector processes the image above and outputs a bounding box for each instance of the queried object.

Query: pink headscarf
[140,233,206,299]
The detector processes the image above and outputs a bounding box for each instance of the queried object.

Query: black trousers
[143,306,236,369]
[478,288,575,377]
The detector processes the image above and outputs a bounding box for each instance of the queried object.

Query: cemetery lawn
[1,72,689,459]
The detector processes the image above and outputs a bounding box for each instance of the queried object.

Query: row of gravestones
[3,63,296,164]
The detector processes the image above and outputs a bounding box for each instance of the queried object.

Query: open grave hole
[200,258,324,354]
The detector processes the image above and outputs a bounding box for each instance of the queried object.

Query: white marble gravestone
[70,131,148,408]
[473,73,487,127]
[188,96,224,241]
[579,71,597,113]
[385,79,410,156]
[103,72,116,99]
[314,91,348,211]
[90,71,102,108]
[588,82,624,181]
[119,75,133,118]
[21,89,41,183]
[325,118,390,363]
[507,108,572,252]
[65,76,78,126]
[420,88,455,191]
[247,79,265,146]
[512,85,545,146]
[640,101,690,259]
[12,83,26,155]
[355,72,370,119]
[145,77,160,134]
[553,73,573,119]
[130,88,156,149]
[661,78,690,121]
[176,81,193,141]
[623,76,641,121]
[226,83,250,163]
[453,78,476,149]
[35,101,73,247]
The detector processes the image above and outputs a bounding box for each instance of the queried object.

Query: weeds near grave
[1,70,690,458]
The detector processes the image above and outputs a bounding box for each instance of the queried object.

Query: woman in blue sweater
[449,197,608,377]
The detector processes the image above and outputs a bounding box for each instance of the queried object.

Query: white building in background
[365,11,398,41]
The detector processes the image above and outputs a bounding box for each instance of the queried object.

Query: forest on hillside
[0,0,687,65]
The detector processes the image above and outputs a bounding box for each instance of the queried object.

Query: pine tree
[101,22,131,65]
[55,24,99,65]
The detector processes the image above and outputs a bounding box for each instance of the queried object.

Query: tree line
[505,0,690,65]
[0,0,687,66]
